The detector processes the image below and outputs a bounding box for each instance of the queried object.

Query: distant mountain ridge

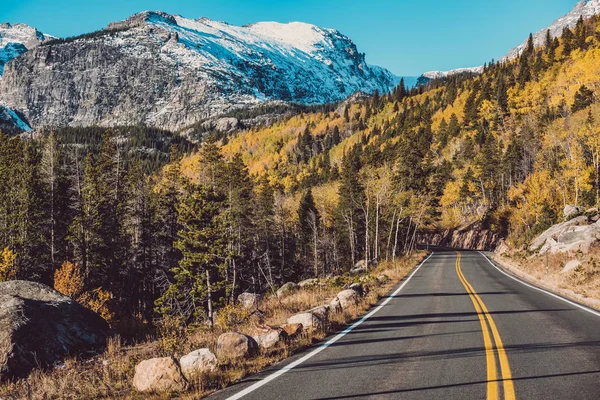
[503,0,600,61]
[0,11,396,130]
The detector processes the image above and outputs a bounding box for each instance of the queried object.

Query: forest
[2,14,600,335]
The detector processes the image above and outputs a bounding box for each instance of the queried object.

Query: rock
[179,349,218,380]
[330,297,343,313]
[354,259,367,269]
[336,289,359,309]
[298,278,320,288]
[349,283,364,296]
[564,205,584,219]
[376,274,390,284]
[281,323,303,337]
[133,357,188,393]
[309,304,330,321]
[276,282,299,298]
[216,332,258,360]
[287,312,323,330]
[561,260,582,274]
[350,267,366,275]
[528,216,599,254]
[237,292,261,309]
[253,328,287,349]
[0,280,111,381]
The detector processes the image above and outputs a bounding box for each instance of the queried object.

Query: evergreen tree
[572,85,595,113]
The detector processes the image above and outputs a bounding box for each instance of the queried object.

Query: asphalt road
[209,251,600,400]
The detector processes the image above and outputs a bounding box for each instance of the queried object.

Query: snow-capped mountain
[422,66,485,80]
[503,0,600,61]
[0,22,51,76]
[0,11,396,130]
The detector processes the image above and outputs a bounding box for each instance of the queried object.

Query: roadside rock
[287,312,323,330]
[133,357,188,393]
[237,292,261,309]
[216,332,258,360]
[336,289,359,309]
[179,349,218,380]
[276,282,299,298]
[529,216,600,254]
[281,323,303,338]
[349,283,364,296]
[309,305,330,321]
[330,297,343,313]
[350,267,366,275]
[561,260,582,274]
[0,280,111,381]
[253,328,287,349]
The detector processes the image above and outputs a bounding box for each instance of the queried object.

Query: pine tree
[572,85,595,113]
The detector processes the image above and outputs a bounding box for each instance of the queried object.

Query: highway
[209,251,600,400]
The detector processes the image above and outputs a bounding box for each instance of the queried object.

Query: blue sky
[2,0,577,76]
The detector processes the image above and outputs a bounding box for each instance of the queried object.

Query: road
[209,251,600,400]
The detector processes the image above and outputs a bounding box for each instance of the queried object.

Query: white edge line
[225,252,435,400]
[478,251,600,318]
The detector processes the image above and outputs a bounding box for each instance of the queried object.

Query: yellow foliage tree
[54,261,85,298]
[0,247,18,282]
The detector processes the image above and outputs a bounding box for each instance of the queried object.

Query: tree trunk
[206,270,213,327]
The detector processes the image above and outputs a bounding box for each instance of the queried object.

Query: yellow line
[455,253,498,400]
[456,252,516,400]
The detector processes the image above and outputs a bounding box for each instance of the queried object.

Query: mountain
[503,0,600,60]
[0,22,51,76]
[0,11,396,131]
[415,66,484,86]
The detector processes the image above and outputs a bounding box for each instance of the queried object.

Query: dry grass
[495,247,600,309]
[0,252,427,400]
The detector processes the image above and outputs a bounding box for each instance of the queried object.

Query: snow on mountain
[0,22,51,76]
[422,66,485,80]
[503,0,600,61]
[0,11,397,130]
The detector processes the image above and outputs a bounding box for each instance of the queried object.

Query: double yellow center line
[455,252,516,400]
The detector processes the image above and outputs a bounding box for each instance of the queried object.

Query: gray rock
[133,357,188,393]
[286,312,323,330]
[276,282,299,298]
[330,297,342,313]
[216,332,258,360]
[349,283,364,296]
[179,349,218,380]
[564,205,584,219]
[237,292,261,309]
[0,280,111,380]
[336,289,359,310]
[308,304,330,321]
[529,216,594,254]
[298,278,320,288]
[252,328,287,349]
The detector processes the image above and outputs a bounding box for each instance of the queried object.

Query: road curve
[209,251,600,400]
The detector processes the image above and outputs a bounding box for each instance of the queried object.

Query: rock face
[133,357,188,393]
[419,222,501,251]
[0,280,111,380]
[529,216,600,254]
[0,11,396,130]
[216,332,258,360]
[179,349,218,380]
[564,205,584,219]
[0,22,52,76]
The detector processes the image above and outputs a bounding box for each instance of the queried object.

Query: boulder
[376,274,390,284]
[336,289,359,309]
[329,297,343,313]
[237,292,261,309]
[276,282,299,298]
[133,357,188,393]
[309,304,330,321]
[528,216,599,254]
[350,267,366,276]
[298,278,320,288]
[0,280,111,381]
[287,312,323,330]
[564,205,584,219]
[349,283,364,296]
[561,260,582,274]
[179,349,218,380]
[252,328,287,349]
[216,332,258,360]
[281,323,303,338]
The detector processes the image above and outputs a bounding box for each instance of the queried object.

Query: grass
[0,252,427,400]
[495,247,600,309]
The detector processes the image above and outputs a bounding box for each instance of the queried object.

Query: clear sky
[2,0,578,76]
